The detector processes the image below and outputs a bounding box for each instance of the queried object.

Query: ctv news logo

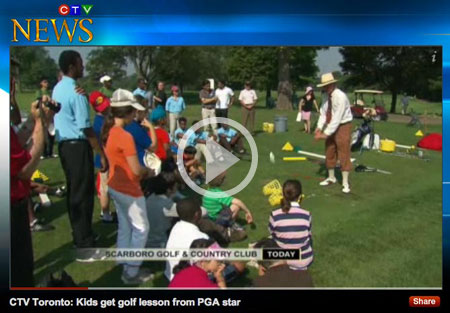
[58,4,93,16]
[11,4,94,43]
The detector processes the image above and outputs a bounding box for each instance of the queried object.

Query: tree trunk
[390,91,398,113]
[276,47,293,110]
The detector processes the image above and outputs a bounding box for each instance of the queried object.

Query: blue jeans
[108,188,149,267]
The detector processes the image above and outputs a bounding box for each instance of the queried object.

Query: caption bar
[77,248,301,261]
[10,297,241,308]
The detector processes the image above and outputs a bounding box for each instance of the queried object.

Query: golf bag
[362,133,380,150]
[351,118,374,151]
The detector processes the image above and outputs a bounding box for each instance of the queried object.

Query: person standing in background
[154,81,167,109]
[401,93,410,115]
[215,80,234,126]
[133,78,153,109]
[165,85,186,137]
[238,81,258,135]
[99,75,114,98]
[199,80,218,133]
[298,86,319,134]
[36,78,58,159]
[53,50,108,260]
[35,77,50,99]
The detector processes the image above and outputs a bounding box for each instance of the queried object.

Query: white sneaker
[342,184,351,194]
[121,268,154,285]
[76,249,106,263]
[319,177,337,186]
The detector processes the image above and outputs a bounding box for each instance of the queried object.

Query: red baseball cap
[89,91,110,113]
[171,85,179,92]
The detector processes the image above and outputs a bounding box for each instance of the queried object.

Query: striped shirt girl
[268,202,313,270]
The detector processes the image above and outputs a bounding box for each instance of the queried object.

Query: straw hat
[317,73,338,88]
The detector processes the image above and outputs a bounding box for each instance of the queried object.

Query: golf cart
[351,89,388,121]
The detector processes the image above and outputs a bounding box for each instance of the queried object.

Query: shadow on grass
[315,163,328,177]
[88,261,169,287]
[251,130,265,136]
[33,240,77,284]
[34,197,67,225]
[33,220,118,284]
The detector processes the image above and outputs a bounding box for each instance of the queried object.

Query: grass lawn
[17,91,442,288]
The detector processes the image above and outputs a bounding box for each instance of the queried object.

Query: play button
[205,137,240,184]
[176,117,259,198]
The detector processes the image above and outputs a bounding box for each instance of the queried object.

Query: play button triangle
[205,138,241,184]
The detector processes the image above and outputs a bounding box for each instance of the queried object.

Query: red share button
[409,296,440,308]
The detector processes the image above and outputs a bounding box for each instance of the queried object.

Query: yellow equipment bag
[380,139,396,152]
[269,192,283,207]
[262,179,282,196]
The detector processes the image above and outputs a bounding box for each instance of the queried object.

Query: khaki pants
[219,135,244,152]
[242,106,256,133]
[201,108,217,132]
[325,122,352,172]
[195,143,213,163]
[168,112,180,137]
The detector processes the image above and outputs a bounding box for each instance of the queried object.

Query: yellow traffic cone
[282,142,294,151]
[32,170,49,182]
[415,130,424,137]
[39,171,49,182]
[31,170,41,182]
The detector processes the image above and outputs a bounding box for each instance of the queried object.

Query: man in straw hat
[314,73,353,194]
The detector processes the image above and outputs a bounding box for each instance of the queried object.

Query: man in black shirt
[154,81,167,109]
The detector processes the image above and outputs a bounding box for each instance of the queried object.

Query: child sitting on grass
[186,120,214,164]
[165,198,245,282]
[183,146,205,185]
[169,238,227,289]
[268,179,313,270]
[171,116,188,154]
[146,172,177,248]
[202,171,253,229]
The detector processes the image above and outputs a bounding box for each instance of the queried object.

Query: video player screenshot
[1,1,448,311]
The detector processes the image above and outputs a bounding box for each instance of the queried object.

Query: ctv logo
[11,3,94,42]
[58,4,93,16]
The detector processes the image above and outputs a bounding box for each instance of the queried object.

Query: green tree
[10,47,59,91]
[340,47,442,113]
[124,47,158,86]
[85,47,127,88]
[154,47,227,91]
[227,47,278,98]
[226,47,319,109]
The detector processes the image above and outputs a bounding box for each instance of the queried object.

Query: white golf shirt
[238,89,258,105]
[164,220,209,281]
[215,86,234,109]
